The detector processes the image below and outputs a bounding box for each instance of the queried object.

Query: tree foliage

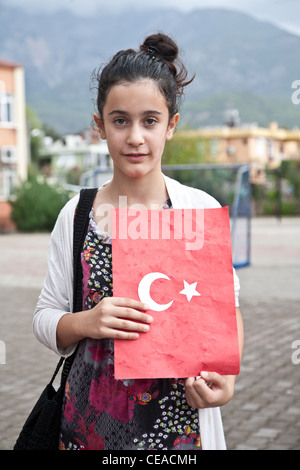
[10,168,69,232]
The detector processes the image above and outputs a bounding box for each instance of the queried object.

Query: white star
[179,280,201,302]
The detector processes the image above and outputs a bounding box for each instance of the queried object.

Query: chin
[127,170,150,179]
[121,165,155,179]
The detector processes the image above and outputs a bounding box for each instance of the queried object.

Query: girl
[33,33,244,450]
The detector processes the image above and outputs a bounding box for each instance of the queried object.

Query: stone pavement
[0,218,300,450]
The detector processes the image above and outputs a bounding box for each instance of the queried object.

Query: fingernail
[201,371,209,379]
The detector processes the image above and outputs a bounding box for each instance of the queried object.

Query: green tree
[163,133,207,165]
[26,106,43,165]
[281,160,300,199]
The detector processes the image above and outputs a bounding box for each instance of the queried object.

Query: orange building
[179,122,300,184]
[0,59,28,231]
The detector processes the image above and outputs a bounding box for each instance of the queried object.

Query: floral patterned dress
[59,204,201,450]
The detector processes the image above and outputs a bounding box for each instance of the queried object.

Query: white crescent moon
[138,272,173,312]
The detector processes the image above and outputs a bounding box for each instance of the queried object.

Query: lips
[125,153,147,157]
[124,153,148,162]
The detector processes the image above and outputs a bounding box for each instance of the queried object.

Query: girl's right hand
[75,296,153,341]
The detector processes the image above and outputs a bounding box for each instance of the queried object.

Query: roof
[0,59,23,69]
[177,123,300,142]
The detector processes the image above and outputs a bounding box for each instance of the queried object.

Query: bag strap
[72,188,99,314]
[54,188,98,387]
[49,356,65,385]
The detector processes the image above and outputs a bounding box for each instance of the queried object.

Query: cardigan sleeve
[33,195,78,357]
[233,268,240,308]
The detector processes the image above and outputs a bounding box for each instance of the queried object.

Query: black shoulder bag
[13,188,98,451]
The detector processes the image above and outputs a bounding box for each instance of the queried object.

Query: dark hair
[94,33,194,119]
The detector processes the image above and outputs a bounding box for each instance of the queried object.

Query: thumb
[200,371,224,388]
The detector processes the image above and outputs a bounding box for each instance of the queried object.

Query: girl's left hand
[184,372,236,409]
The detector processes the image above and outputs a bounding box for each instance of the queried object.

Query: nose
[126,123,145,147]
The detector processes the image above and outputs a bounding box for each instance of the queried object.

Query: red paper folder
[112,207,240,379]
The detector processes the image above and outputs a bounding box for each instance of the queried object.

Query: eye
[114,118,127,126]
[144,117,158,127]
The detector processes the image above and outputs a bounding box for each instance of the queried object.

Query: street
[0,218,300,450]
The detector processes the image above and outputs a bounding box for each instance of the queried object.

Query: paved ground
[0,217,300,450]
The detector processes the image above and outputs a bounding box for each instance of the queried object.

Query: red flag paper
[112,207,240,379]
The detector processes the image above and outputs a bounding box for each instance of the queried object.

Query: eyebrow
[108,110,162,116]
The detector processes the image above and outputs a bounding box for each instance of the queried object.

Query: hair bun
[141,33,178,63]
[140,32,194,95]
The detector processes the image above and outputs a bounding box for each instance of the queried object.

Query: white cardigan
[33,174,240,450]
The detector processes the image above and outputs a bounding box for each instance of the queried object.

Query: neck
[106,169,168,209]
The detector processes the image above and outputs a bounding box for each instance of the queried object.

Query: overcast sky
[2,0,300,35]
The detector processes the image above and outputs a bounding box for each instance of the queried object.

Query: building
[0,59,28,231]
[179,122,300,183]
[40,127,111,187]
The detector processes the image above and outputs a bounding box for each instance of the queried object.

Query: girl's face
[94,80,179,180]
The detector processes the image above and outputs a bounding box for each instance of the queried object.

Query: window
[0,88,14,125]
[1,147,17,164]
[1,167,17,198]
[267,138,274,160]
[210,139,219,157]
[256,137,267,158]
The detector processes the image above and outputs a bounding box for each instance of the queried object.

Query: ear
[94,113,106,140]
[166,113,180,140]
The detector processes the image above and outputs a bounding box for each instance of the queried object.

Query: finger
[184,377,195,388]
[200,371,226,388]
[100,297,153,324]
[100,326,140,341]
[117,308,153,326]
[184,377,207,408]
[115,308,153,326]
[113,297,150,312]
[192,373,227,407]
[108,316,151,333]
[112,299,153,323]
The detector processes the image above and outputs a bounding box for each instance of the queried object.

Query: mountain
[1,4,299,133]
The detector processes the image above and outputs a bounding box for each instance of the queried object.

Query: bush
[263,199,297,216]
[10,174,69,232]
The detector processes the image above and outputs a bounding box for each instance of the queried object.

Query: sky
[2,0,300,36]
